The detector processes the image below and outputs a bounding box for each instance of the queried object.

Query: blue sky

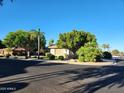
[0,0,124,51]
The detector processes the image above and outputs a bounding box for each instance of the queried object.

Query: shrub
[32,56,37,58]
[5,54,11,58]
[39,57,43,59]
[49,54,55,60]
[12,51,26,56]
[78,55,85,62]
[95,55,102,62]
[77,42,102,62]
[58,56,64,60]
[46,53,55,60]
[12,52,17,56]
[46,53,51,57]
[102,51,112,59]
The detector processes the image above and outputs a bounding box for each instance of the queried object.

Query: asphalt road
[0,58,124,93]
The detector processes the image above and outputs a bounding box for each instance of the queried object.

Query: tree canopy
[111,49,120,56]
[3,30,46,57]
[48,39,54,46]
[57,30,97,54]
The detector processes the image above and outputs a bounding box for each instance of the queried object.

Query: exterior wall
[0,49,4,56]
[0,49,12,56]
[50,48,73,58]
[50,49,55,55]
[0,48,26,56]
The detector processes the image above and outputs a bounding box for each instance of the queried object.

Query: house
[0,49,5,56]
[0,47,26,56]
[0,48,12,56]
[48,44,74,58]
[12,47,26,56]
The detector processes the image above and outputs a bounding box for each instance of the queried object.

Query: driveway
[0,58,124,93]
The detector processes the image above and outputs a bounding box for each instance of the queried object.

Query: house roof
[13,48,26,51]
[48,44,68,50]
[0,48,26,52]
[48,44,58,49]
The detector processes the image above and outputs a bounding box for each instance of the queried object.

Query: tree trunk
[25,51,31,59]
[27,51,31,58]
[72,50,78,59]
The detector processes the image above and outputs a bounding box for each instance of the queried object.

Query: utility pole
[38,28,40,59]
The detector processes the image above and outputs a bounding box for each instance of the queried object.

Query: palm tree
[102,44,106,51]
[106,44,110,51]
[102,44,110,51]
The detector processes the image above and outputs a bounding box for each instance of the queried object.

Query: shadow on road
[34,63,66,66]
[1,58,124,93]
[0,58,42,93]
[0,58,42,78]
[0,58,66,93]
[60,62,124,93]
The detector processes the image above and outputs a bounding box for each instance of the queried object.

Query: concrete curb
[0,58,113,66]
[42,60,113,66]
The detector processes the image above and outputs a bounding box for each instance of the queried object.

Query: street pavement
[0,58,124,93]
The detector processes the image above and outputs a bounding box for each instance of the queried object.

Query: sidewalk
[42,60,113,66]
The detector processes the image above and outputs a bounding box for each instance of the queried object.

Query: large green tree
[3,30,46,58]
[57,30,97,56]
